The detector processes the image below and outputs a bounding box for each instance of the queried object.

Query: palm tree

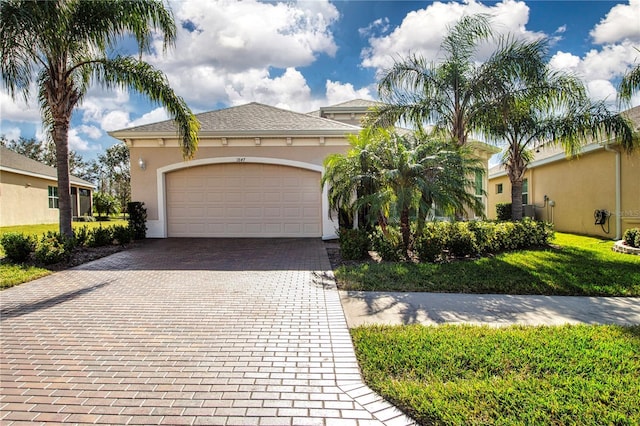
[619,61,640,103]
[367,14,548,147]
[479,61,636,220]
[322,128,483,254]
[1,0,200,237]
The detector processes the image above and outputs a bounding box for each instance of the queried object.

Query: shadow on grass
[336,245,640,297]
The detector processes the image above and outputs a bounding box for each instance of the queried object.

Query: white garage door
[166,163,322,237]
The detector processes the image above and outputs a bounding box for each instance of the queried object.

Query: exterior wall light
[138,157,146,170]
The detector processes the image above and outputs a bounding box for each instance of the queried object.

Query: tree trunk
[510,178,524,221]
[400,208,411,255]
[53,117,73,237]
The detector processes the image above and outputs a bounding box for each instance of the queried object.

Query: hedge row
[1,224,133,265]
[340,218,555,263]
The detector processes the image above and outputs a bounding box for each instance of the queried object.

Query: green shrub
[74,225,90,247]
[496,202,512,221]
[34,232,73,265]
[467,220,496,254]
[338,228,370,260]
[446,222,479,257]
[127,201,147,239]
[623,228,640,248]
[112,225,132,246]
[414,222,446,263]
[370,226,405,261]
[1,233,35,263]
[88,226,113,247]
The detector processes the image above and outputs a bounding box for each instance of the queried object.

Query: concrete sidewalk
[340,291,640,327]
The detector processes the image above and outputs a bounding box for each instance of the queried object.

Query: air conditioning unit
[523,204,536,219]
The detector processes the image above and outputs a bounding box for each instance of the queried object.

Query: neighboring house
[488,106,640,239]
[0,146,94,226]
[109,100,499,239]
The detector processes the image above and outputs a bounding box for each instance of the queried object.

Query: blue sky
[1,0,639,161]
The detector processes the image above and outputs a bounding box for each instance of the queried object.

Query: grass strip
[336,233,640,296]
[1,264,51,288]
[352,324,640,425]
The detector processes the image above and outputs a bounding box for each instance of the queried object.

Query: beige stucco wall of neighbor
[0,171,59,226]
[128,137,352,238]
[488,147,640,239]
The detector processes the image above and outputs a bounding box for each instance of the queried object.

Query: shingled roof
[110,102,361,137]
[0,146,94,187]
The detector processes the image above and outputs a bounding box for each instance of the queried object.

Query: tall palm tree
[478,52,637,220]
[1,0,200,237]
[322,128,483,254]
[367,14,547,147]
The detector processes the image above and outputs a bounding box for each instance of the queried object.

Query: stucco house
[109,99,499,239]
[487,106,640,239]
[0,146,94,226]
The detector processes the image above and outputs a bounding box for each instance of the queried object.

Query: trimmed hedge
[338,228,370,260]
[496,202,512,221]
[1,224,138,266]
[359,219,555,263]
[623,228,640,248]
[0,233,35,263]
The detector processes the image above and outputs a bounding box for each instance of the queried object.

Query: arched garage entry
[156,157,335,238]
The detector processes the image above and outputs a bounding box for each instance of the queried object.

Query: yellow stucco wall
[488,148,640,238]
[0,171,59,226]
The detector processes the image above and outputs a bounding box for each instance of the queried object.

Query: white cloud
[359,17,390,37]
[325,81,374,105]
[68,128,95,151]
[361,0,545,72]
[1,126,22,141]
[129,108,170,127]
[100,111,131,132]
[548,51,581,72]
[141,0,340,111]
[77,124,102,140]
[590,0,640,44]
[163,0,338,71]
[586,80,618,102]
[225,68,313,111]
[549,41,639,104]
[0,90,40,123]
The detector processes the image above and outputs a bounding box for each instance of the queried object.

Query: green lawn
[336,233,640,296]
[0,220,128,288]
[352,324,640,425]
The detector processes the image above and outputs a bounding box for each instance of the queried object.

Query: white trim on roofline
[148,156,338,240]
[0,166,95,188]
[489,142,605,179]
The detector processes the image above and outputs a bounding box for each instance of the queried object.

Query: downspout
[604,142,621,240]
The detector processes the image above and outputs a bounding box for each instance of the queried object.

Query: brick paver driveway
[1,239,414,425]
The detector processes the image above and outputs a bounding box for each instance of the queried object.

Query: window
[522,179,528,205]
[496,183,503,194]
[48,186,59,209]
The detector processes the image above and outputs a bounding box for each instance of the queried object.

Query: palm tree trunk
[53,117,73,237]
[510,178,524,221]
[400,208,411,254]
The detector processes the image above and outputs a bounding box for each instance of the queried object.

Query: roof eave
[109,128,361,140]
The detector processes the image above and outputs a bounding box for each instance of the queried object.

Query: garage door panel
[167,163,321,237]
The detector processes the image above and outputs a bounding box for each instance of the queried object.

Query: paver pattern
[1,238,414,425]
